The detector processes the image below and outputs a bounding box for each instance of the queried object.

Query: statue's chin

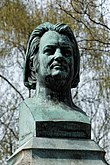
[44,73,71,92]
[51,68,68,79]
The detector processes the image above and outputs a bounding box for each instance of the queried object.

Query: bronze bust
[19,22,90,146]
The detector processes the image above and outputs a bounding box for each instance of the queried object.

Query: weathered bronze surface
[8,22,108,165]
[19,22,90,146]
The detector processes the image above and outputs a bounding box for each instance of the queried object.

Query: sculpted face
[37,31,74,90]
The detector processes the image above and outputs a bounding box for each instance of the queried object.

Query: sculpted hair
[24,22,80,89]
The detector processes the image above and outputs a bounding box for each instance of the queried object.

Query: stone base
[8,137,108,165]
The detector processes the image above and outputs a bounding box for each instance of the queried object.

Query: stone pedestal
[8,137,108,165]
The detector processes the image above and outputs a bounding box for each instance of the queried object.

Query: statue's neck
[36,82,73,107]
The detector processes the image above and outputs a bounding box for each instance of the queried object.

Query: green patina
[19,22,90,146]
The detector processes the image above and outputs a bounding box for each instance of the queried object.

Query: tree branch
[85,11,110,31]
[0,74,24,100]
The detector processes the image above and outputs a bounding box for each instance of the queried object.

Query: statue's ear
[24,55,36,89]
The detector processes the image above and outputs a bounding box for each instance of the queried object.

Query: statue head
[24,22,80,90]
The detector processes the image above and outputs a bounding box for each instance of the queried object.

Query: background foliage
[0,0,110,164]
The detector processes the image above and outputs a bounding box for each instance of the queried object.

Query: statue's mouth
[50,62,66,70]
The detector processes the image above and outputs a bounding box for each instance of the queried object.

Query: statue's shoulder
[19,97,39,111]
[19,97,47,121]
[19,97,90,124]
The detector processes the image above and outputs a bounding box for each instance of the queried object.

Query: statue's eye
[61,49,72,57]
[43,47,55,55]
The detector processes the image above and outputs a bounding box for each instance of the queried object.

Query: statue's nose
[54,48,63,60]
